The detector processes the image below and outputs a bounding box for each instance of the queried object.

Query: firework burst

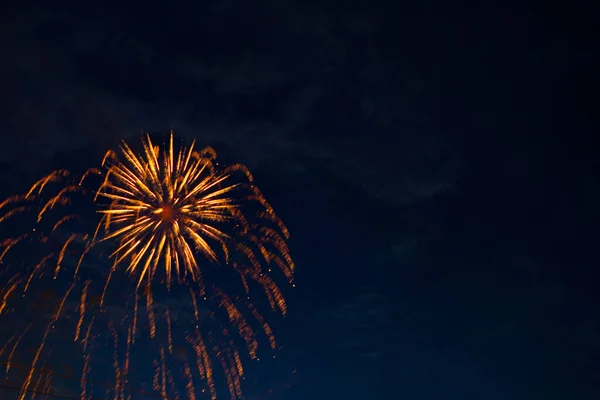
[98,134,293,293]
[0,132,294,400]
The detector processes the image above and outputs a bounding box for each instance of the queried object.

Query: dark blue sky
[0,1,599,399]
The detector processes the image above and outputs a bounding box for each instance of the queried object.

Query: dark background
[0,1,599,399]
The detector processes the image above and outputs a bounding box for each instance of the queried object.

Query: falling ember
[32,362,47,395]
[146,288,156,339]
[74,280,91,342]
[0,131,295,400]
[165,307,173,354]
[81,353,91,400]
[183,360,196,400]
[41,368,52,397]
[160,347,167,399]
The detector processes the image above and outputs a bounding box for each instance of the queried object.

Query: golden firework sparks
[0,132,294,400]
[97,133,293,292]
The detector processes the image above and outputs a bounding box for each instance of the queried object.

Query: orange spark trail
[165,307,173,354]
[19,282,75,400]
[6,323,33,373]
[75,280,91,342]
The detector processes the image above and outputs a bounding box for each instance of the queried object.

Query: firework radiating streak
[31,361,47,399]
[132,292,139,344]
[25,253,55,293]
[107,320,122,400]
[183,360,196,400]
[124,325,132,381]
[6,323,33,373]
[75,280,91,342]
[82,315,95,352]
[165,357,179,400]
[0,337,15,360]
[0,276,22,314]
[81,353,91,400]
[152,358,160,393]
[41,370,52,398]
[146,287,157,339]
[160,348,167,400]
[0,235,28,263]
[165,307,173,354]
[55,234,87,278]
[188,327,216,399]
[19,281,75,400]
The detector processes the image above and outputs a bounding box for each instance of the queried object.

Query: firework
[0,132,294,400]
[98,134,293,292]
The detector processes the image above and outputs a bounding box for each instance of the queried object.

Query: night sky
[1,1,599,399]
